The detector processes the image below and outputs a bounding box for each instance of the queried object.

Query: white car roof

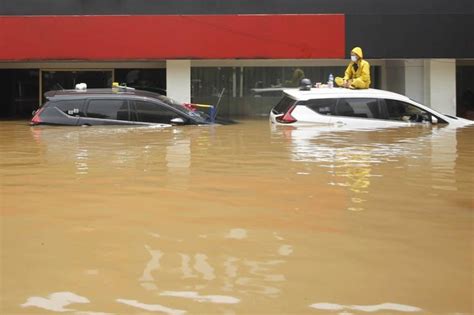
[283,87,411,102]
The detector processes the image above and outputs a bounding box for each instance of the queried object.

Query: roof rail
[112,82,135,91]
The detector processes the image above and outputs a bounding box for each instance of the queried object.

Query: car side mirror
[431,116,438,124]
[170,117,186,125]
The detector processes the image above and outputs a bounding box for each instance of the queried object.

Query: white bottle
[328,73,334,88]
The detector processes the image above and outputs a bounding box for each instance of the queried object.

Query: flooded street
[1,120,473,314]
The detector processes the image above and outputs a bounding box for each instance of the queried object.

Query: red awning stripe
[0,14,345,60]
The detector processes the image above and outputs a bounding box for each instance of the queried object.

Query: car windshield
[155,95,190,113]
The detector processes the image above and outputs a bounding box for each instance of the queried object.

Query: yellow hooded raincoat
[342,47,371,89]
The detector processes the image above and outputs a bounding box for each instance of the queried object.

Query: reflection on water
[139,245,163,290]
[159,291,240,304]
[21,292,90,312]
[279,124,465,212]
[116,298,186,314]
[137,227,290,302]
[225,228,248,240]
[1,120,473,314]
[309,302,422,313]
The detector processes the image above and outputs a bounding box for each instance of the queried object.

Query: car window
[273,96,297,114]
[54,100,85,117]
[304,98,336,115]
[335,98,381,118]
[384,99,431,123]
[133,100,181,124]
[86,99,129,120]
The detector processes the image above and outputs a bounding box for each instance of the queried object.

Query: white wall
[166,60,191,103]
[424,59,456,115]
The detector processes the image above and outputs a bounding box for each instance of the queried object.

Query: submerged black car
[31,87,212,126]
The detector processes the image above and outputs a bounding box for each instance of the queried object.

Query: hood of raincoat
[351,47,363,59]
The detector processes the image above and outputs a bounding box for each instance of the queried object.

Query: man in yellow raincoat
[335,47,371,89]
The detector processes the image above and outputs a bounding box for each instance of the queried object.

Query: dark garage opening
[0,69,39,119]
[41,70,113,104]
[456,65,474,120]
[0,68,167,120]
[114,69,166,95]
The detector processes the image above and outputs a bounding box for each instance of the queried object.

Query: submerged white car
[269,87,474,128]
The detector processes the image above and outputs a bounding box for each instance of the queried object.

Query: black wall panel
[346,14,474,59]
[1,0,473,59]
[1,0,472,15]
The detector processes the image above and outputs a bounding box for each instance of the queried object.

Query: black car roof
[44,88,162,101]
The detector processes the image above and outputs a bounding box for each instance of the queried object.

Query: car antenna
[212,88,225,120]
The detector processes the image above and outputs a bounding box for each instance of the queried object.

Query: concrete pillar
[404,59,425,104]
[385,60,406,95]
[166,60,191,103]
[380,60,388,90]
[424,59,456,115]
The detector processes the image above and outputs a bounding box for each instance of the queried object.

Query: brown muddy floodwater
[0,120,473,315]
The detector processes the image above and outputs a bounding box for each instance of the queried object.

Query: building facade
[1,0,473,119]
